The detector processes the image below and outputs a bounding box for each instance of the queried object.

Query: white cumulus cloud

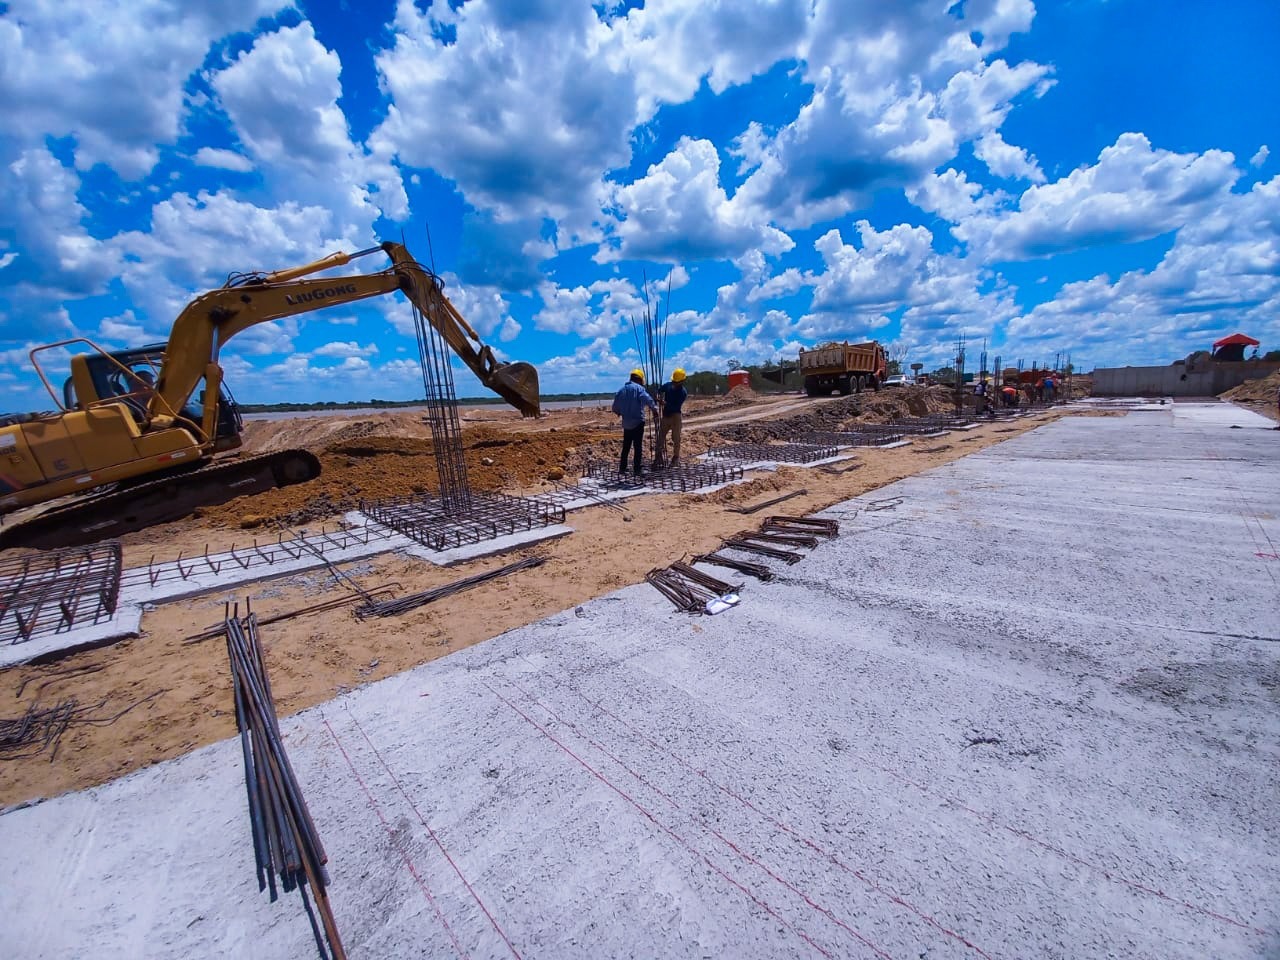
[927,133,1241,262]
[601,137,794,262]
[193,147,254,172]
[0,0,285,178]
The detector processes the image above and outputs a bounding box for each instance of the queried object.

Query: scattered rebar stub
[705,442,838,464]
[361,492,564,552]
[225,608,345,959]
[355,555,545,618]
[728,488,807,515]
[692,552,776,581]
[0,542,122,645]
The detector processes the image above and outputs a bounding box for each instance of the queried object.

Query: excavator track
[0,449,321,551]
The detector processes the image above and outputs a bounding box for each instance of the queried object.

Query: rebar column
[407,269,474,517]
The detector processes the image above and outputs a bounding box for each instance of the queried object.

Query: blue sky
[2,0,1277,407]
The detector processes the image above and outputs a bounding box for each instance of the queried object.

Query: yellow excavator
[0,241,540,550]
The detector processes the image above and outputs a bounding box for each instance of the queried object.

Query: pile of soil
[241,411,435,454]
[711,386,953,444]
[200,426,604,530]
[855,385,953,421]
[1063,375,1093,399]
[688,385,761,412]
[1221,369,1280,403]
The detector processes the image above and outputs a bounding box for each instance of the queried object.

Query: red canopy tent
[1212,333,1259,349]
[1211,332,1259,361]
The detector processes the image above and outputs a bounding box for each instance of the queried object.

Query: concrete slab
[402,524,574,565]
[0,607,144,667]
[2,409,1276,959]
[1172,401,1275,429]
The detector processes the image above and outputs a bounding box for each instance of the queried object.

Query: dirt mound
[241,411,436,454]
[1221,369,1280,403]
[710,386,954,444]
[200,427,604,530]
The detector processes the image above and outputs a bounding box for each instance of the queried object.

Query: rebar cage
[1,541,122,644]
[704,443,840,463]
[361,492,564,551]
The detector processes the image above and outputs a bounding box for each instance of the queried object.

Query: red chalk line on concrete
[550,664,1266,938]
[344,705,523,960]
[504,677,894,960]
[322,714,471,960]
[541,677,990,960]
[482,680,841,960]
[870,748,1265,936]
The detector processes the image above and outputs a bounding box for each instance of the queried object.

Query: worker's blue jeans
[620,424,644,475]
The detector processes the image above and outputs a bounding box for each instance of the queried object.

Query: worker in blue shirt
[656,368,688,467]
[612,368,657,477]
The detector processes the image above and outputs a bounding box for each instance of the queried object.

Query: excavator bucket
[485,361,541,417]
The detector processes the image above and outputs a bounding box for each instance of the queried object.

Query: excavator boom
[153,241,540,425]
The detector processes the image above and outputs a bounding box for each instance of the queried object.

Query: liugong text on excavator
[0,241,541,551]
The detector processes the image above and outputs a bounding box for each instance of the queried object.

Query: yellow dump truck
[798,341,887,396]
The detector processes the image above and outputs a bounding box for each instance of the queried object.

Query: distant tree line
[238,393,613,413]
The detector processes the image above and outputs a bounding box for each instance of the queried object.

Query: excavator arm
[149,240,540,429]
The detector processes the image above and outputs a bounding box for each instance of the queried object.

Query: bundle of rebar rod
[645,563,737,614]
[737,529,820,549]
[762,515,840,538]
[669,561,742,596]
[721,537,803,564]
[355,556,545,618]
[691,552,776,581]
[225,609,345,960]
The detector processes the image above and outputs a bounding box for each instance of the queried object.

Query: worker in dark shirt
[656,368,688,467]
[612,368,657,477]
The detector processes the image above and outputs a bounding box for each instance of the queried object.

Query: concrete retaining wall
[1092,359,1280,397]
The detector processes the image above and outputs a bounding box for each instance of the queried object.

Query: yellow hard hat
[630,368,645,382]
[672,368,686,382]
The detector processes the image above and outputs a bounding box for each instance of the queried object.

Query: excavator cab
[62,344,244,449]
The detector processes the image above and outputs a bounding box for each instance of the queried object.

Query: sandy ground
[0,398,1063,808]
[2,403,1274,959]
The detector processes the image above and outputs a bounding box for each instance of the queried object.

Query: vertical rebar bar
[407,267,473,517]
